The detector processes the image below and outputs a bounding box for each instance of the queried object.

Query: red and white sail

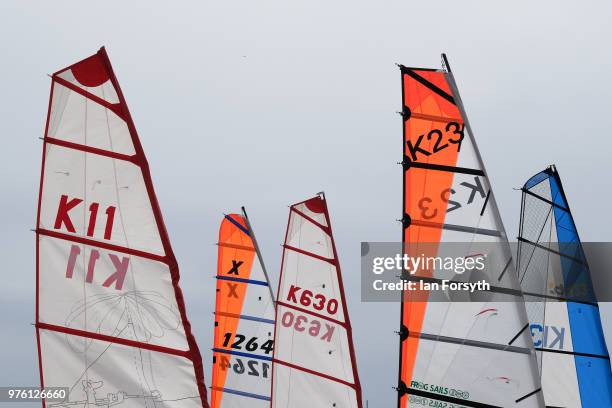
[271,194,363,408]
[35,47,209,407]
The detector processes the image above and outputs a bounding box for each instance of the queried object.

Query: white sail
[271,194,363,408]
[35,47,208,407]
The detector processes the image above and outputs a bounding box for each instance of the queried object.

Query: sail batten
[36,47,208,407]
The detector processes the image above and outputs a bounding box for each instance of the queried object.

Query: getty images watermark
[371,252,490,293]
[360,242,612,303]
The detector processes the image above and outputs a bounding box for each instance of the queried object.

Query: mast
[241,206,275,303]
[518,166,612,407]
[35,47,208,407]
[397,54,545,407]
[270,194,363,408]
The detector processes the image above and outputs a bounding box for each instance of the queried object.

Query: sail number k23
[407,122,464,162]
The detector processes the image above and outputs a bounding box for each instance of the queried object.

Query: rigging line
[519,203,554,285]
[242,206,276,304]
[496,258,512,282]
[538,203,554,380]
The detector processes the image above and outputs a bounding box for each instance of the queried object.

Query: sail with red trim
[35,47,209,407]
[211,208,275,408]
[518,165,612,407]
[397,55,544,407]
[271,194,363,408]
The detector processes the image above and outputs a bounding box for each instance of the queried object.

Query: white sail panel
[40,329,200,407]
[38,236,188,350]
[39,146,163,255]
[271,195,362,408]
[48,82,135,155]
[272,365,358,408]
[36,47,208,407]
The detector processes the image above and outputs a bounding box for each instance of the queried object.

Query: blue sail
[519,165,612,407]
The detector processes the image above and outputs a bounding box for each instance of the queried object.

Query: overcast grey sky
[1,1,611,406]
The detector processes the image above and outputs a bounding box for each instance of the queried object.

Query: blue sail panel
[521,167,612,407]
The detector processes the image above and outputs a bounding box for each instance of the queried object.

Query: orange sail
[211,209,275,408]
[398,55,544,407]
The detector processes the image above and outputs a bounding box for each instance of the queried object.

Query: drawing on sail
[397,55,544,407]
[35,47,209,407]
[518,165,612,407]
[270,194,363,408]
[211,208,275,407]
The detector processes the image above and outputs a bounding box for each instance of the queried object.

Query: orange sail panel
[211,212,275,408]
[398,57,544,407]
[271,195,363,408]
[35,48,209,407]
